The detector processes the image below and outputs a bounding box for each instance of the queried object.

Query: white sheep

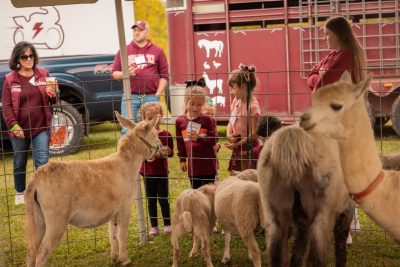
[214,172,264,267]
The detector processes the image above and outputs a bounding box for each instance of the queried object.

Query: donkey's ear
[340,71,352,83]
[352,75,372,100]
[115,111,136,130]
[144,114,160,132]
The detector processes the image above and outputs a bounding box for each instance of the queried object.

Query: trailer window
[166,0,186,11]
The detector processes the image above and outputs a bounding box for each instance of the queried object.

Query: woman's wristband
[10,124,19,131]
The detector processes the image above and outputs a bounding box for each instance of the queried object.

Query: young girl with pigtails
[225,64,260,174]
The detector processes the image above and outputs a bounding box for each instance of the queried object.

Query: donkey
[300,72,400,242]
[25,112,161,267]
[257,125,354,267]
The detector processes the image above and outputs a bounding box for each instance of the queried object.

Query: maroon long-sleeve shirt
[112,40,169,94]
[307,48,356,92]
[175,114,218,177]
[140,130,174,176]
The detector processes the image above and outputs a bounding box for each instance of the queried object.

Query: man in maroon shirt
[112,20,169,132]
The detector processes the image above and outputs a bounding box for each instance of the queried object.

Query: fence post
[114,0,148,244]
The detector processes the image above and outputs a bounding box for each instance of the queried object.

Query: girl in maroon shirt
[307,16,366,92]
[139,102,173,236]
[175,83,218,189]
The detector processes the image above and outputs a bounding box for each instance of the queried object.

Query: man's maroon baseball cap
[131,20,148,30]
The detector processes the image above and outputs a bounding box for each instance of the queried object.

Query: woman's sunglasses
[20,54,34,61]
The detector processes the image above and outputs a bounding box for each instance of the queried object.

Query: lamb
[171,183,217,267]
[25,112,161,267]
[214,172,264,267]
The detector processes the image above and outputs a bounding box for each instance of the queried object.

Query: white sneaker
[15,192,25,205]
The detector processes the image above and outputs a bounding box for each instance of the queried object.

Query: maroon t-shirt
[175,114,218,177]
[18,75,46,138]
[140,130,174,176]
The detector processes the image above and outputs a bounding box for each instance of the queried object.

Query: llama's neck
[338,101,382,193]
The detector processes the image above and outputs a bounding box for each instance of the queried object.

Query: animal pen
[1,0,400,266]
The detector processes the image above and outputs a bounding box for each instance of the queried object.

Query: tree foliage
[134,0,169,57]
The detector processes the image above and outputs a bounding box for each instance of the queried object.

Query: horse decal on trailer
[198,39,224,58]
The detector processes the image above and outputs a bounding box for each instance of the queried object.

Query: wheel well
[59,85,86,111]
[58,85,88,126]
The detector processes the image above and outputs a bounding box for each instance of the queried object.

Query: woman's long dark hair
[325,16,366,83]
[9,41,39,71]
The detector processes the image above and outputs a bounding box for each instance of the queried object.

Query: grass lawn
[1,121,400,266]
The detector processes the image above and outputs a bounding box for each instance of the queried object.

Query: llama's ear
[353,75,373,100]
[340,71,352,83]
[115,111,136,130]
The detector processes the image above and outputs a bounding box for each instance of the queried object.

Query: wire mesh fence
[1,71,400,266]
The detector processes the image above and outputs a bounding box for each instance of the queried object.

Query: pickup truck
[0,54,123,156]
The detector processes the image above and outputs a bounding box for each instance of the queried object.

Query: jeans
[120,94,160,136]
[10,130,49,193]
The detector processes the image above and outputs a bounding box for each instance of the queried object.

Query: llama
[215,172,264,267]
[171,183,217,267]
[257,125,354,267]
[203,72,223,94]
[25,112,161,267]
[198,39,224,58]
[300,72,400,242]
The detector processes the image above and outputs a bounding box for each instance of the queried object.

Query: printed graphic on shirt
[182,123,208,142]
[11,85,21,93]
[128,54,155,69]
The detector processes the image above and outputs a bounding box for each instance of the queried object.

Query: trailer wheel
[391,96,400,136]
[49,101,84,156]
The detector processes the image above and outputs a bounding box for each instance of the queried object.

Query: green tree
[134,0,169,57]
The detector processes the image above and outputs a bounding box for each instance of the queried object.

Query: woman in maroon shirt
[307,16,366,244]
[307,16,366,92]
[2,41,57,205]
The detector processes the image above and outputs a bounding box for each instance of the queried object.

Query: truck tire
[49,100,84,156]
[391,96,400,136]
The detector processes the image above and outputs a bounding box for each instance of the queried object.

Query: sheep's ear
[352,75,372,100]
[340,71,352,83]
[115,111,136,130]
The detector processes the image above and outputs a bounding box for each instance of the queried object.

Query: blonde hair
[202,99,216,116]
[325,16,366,82]
[139,102,163,121]
[183,85,207,114]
